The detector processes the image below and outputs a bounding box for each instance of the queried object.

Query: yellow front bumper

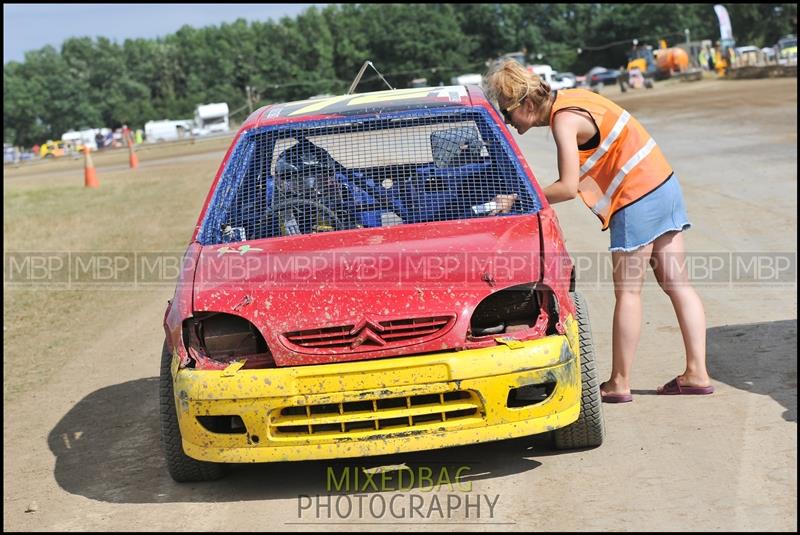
[173,318,581,463]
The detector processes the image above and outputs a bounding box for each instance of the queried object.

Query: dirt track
[3,77,796,531]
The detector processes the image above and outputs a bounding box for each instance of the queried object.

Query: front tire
[553,292,605,449]
[159,340,228,482]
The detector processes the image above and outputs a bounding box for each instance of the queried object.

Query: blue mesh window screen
[199,107,541,245]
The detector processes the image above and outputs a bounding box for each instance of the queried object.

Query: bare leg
[601,243,653,396]
[650,231,711,388]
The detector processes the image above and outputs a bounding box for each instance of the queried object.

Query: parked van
[145,120,193,143]
[61,128,108,152]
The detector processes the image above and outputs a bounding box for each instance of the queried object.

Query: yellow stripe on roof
[347,88,432,106]
[289,94,355,116]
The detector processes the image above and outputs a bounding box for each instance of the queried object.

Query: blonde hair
[485,60,552,124]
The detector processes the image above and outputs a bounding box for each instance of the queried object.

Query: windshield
[199,108,542,245]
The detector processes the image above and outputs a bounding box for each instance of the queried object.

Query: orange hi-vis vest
[549,89,673,229]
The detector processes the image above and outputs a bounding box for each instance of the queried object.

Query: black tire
[159,340,228,482]
[553,292,605,449]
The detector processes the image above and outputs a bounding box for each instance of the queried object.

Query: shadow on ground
[705,319,797,422]
[49,319,796,504]
[631,319,796,421]
[48,377,561,504]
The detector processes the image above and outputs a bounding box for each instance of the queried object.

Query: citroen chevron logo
[348,318,387,349]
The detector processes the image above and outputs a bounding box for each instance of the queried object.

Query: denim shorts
[608,174,692,252]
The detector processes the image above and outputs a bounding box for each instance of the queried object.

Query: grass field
[3,139,229,401]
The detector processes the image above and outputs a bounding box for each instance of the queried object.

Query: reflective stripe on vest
[591,137,657,217]
[579,111,630,176]
[550,89,672,229]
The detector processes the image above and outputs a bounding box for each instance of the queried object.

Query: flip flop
[601,391,633,403]
[657,376,715,395]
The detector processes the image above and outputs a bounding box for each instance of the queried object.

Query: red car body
[164,86,576,368]
[160,85,601,481]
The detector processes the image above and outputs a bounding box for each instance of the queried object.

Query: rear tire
[160,340,228,482]
[553,292,605,449]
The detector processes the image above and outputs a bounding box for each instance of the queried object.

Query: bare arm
[543,112,583,204]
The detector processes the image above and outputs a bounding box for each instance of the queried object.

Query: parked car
[552,72,577,90]
[160,84,604,481]
[776,34,797,64]
[450,73,483,86]
[3,143,16,163]
[39,140,65,159]
[734,45,763,67]
[586,66,623,88]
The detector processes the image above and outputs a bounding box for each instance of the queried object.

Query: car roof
[242,85,488,129]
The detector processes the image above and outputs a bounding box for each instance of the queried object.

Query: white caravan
[193,103,230,136]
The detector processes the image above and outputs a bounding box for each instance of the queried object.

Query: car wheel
[553,292,605,449]
[159,340,228,482]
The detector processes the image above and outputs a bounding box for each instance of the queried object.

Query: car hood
[192,215,542,366]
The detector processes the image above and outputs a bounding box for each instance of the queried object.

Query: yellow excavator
[620,40,656,92]
[621,39,697,91]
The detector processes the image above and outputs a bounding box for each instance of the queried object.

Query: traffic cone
[127,131,139,169]
[84,145,99,188]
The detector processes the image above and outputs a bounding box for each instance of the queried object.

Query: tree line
[4,3,796,146]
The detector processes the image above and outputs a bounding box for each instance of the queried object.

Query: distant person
[726,46,737,69]
[135,129,143,144]
[122,124,130,146]
[714,43,726,76]
[698,48,710,71]
[95,132,105,150]
[486,60,714,403]
[706,46,716,71]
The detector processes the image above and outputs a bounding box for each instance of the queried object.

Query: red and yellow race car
[161,84,604,481]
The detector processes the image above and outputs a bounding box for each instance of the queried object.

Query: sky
[3,3,326,64]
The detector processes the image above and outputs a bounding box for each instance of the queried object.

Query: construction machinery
[621,40,701,92]
[654,42,689,78]
[619,41,656,92]
[654,39,703,81]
